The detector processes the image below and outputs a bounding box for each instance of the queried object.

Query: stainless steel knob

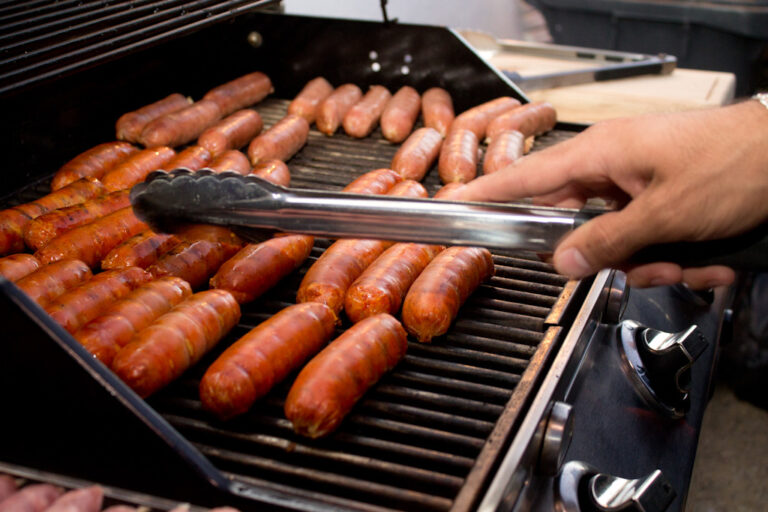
[538,401,574,476]
[602,271,629,325]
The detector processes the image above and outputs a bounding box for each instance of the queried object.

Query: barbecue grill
[0,4,731,512]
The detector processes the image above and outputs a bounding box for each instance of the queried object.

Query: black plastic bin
[528,0,768,95]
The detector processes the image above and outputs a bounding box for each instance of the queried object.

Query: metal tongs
[130,169,768,270]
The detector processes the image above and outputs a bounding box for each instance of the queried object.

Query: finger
[626,263,683,288]
[681,266,736,289]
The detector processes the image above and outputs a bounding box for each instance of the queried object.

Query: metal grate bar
[0,0,105,26]
[359,400,495,438]
[373,384,505,421]
[452,319,544,345]
[442,332,538,359]
[493,265,569,286]
[401,355,522,388]
[464,296,551,319]
[478,284,558,308]
[407,343,530,373]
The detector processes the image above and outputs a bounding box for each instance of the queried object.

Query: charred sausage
[482,130,525,175]
[138,100,222,148]
[486,101,557,141]
[198,109,263,157]
[287,77,334,123]
[101,147,176,192]
[342,85,391,138]
[147,238,242,289]
[112,289,241,397]
[285,313,408,438]
[451,96,521,140]
[161,145,212,171]
[116,93,191,143]
[251,159,290,187]
[247,115,309,165]
[380,86,421,143]
[101,230,180,270]
[75,276,192,366]
[438,128,479,184]
[202,71,272,116]
[200,302,336,419]
[390,127,443,181]
[316,84,363,136]
[51,142,138,191]
[421,87,454,137]
[207,149,252,175]
[342,168,402,194]
[402,246,494,342]
[15,259,92,308]
[0,254,41,282]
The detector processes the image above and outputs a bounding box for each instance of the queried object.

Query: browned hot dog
[482,129,525,175]
[197,109,263,157]
[438,128,479,184]
[285,313,408,438]
[486,101,557,141]
[0,254,41,282]
[251,159,290,187]
[316,84,363,136]
[207,149,252,175]
[15,259,92,308]
[342,168,402,194]
[421,87,454,137]
[112,289,241,397]
[402,246,494,342]
[101,147,176,192]
[247,115,309,165]
[116,93,192,143]
[51,142,138,191]
[101,230,180,270]
[390,127,443,181]
[138,100,222,148]
[161,145,212,171]
[287,77,334,123]
[380,86,421,143]
[200,302,336,419]
[202,71,272,116]
[342,85,392,138]
[451,96,521,140]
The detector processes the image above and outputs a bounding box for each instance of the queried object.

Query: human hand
[459,100,768,289]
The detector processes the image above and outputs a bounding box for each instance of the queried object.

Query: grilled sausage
[0,474,17,502]
[251,159,290,187]
[210,234,313,304]
[15,259,92,308]
[75,276,192,366]
[44,486,103,512]
[161,145,212,171]
[101,147,176,192]
[200,302,336,419]
[23,190,131,251]
[139,100,222,148]
[297,180,427,316]
[287,77,334,123]
[421,87,454,137]
[198,109,263,157]
[0,483,63,512]
[390,127,443,181]
[101,230,180,270]
[148,238,242,289]
[247,115,309,165]
[51,142,138,191]
[342,168,402,194]
[1,177,106,256]
[402,246,494,342]
[202,71,272,116]
[486,101,557,141]
[112,289,240,397]
[482,130,525,175]
[285,313,408,438]
[45,267,152,334]
[438,128,480,184]
[342,85,392,138]
[380,86,421,143]
[0,254,41,282]
[207,149,252,175]
[116,93,192,143]
[316,83,363,136]
[35,207,149,267]
[451,96,521,140]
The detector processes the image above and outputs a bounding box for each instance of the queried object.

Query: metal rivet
[247,31,263,48]
[371,62,381,72]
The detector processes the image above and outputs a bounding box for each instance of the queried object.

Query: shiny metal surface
[589,468,675,512]
[538,401,574,477]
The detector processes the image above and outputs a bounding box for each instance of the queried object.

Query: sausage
[35,206,149,267]
[438,128,479,184]
[0,483,63,512]
[161,145,212,171]
[116,93,192,143]
[451,96,521,140]
[342,85,392,138]
[51,142,139,191]
[15,259,92,308]
[316,83,363,136]
[101,147,176,192]
[112,289,241,398]
[287,77,334,123]
[101,229,180,270]
[75,276,192,366]
[202,71,272,116]
[147,238,242,289]
[402,246,494,342]
[486,101,557,141]
[23,190,131,251]
[200,302,336,419]
[0,254,41,282]
[285,313,408,438]
[380,86,421,143]
[421,87,454,137]
[251,159,290,187]
[197,109,263,157]
[0,177,106,256]
[247,115,309,165]
[390,127,443,181]
[482,130,525,175]
[44,486,103,512]
[138,100,222,148]
[297,180,427,316]
[45,267,152,334]
[207,149,252,175]
[210,234,313,304]
[341,168,402,194]
[0,474,17,502]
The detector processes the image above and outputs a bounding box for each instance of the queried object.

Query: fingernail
[554,248,592,278]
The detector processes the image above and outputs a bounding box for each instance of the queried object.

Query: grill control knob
[602,271,629,325]
[618,320,708,418]
[537,401,574,476]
